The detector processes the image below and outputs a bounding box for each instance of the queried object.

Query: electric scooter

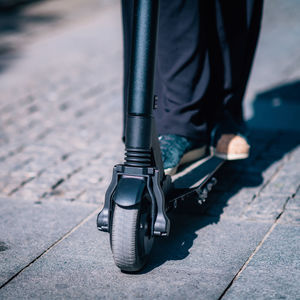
[97,0,224,272]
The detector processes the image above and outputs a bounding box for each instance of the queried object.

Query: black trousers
[122,0,263,142]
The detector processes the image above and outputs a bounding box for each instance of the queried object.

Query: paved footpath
[0,1,299,299]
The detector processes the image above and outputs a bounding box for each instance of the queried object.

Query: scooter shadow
[140,194,223,274]
[140,80,300,274]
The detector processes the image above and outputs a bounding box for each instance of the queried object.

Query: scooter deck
[166,155,225,206]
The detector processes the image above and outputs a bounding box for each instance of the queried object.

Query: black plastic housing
[125,0,158,155]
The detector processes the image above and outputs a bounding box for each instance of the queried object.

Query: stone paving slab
[0,2,124,206]
[222,223,300,300]
[0,197,97,287]
[280,196,300,225]
[0,212,272,300]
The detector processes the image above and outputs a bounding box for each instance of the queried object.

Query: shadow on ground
[141,80,300,273]
[0,0,60,72]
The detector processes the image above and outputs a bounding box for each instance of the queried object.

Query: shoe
[211,111,250,160]
[159,134,206,175]
[214,134,250,160]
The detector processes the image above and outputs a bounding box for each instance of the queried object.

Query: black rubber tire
[111,203,154,272]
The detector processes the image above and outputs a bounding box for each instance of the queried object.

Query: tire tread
[111,205,140,271]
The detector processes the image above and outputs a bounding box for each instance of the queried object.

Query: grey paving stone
[286,195,300,208]
[257,145,300,198]
[204,190,254,219]
[0,197,97,287]
[260,168,300,197]
[242,195,288,221]
[77,187,107,204]
[279,196,300,225]
[222,224,300,300]
[0,212,271,299]
[280,208,300,225]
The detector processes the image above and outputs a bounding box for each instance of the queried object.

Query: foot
[159,134,206,175]
[211,111,250,160]
[214,134,250,160]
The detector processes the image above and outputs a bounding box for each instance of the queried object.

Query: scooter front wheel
[111,200,154,272]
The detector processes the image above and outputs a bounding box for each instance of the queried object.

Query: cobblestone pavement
[0,0,299,299]
[0,0,123,204]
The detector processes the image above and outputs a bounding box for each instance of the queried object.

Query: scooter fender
[113,177,146,207]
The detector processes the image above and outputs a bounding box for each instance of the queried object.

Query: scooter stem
[125,0,159,165]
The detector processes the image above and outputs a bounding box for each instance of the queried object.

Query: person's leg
[207,0,263,160]
[122,0,212,143]
[154,0,263,138]
[154,0,210,143]
[213,0,264,124]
